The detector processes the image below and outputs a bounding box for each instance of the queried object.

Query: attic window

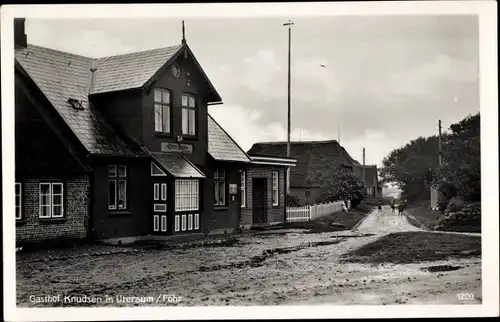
[68,98,84,111]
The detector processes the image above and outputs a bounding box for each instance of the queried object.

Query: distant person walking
[398,199,407,216]
[390,200,396,214]
[377,202,382,213]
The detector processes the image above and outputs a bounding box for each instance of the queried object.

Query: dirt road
[16,207,481,307]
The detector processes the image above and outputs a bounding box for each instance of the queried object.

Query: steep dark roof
[15,42,223,156]
[207,114,251,163]
[248,140,360,187]
[15,44,134,156]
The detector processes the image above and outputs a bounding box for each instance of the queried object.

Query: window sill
[108,210,132,216]
[180,135,198,141]
[39,217,66,224]
[155,132,173,138]
[214,206,229,211]
[272,204,280,208]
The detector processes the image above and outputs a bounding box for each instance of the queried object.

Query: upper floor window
[181,93,196,136]
[109,165,128,211]
[213,169,226,206]
[272,171,279,206]
[15,183,22,220]
[39,182,64,218]
[154,89,172,133]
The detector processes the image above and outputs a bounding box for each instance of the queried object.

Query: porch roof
[151,152,205,179]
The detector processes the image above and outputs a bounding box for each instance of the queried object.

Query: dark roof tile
[208,114,251,163]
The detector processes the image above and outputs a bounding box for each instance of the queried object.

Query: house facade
[14,19,296,245]
[353,165,383,198]
[248,140,362,205]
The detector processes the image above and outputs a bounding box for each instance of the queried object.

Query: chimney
[14,18,27,48]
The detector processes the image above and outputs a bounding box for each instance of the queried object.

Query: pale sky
[24,15,479,167]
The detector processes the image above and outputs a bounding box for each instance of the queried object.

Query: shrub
[446,197,466,214]
[286,194,302,207]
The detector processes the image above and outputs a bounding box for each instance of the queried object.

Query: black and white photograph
[1,1,498,320]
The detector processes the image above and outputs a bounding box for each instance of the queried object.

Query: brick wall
[240,166,286,226]
[16,175,90,244]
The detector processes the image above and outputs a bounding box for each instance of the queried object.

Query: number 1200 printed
[457,293,475,301]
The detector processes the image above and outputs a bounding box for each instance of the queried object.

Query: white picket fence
[286,201,344,223]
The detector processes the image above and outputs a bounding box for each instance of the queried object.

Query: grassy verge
[285,206,371,233]
[406,208,443,230]
[341,231,481,264]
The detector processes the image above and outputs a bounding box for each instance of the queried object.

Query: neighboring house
[248,140,361,205]
[14,18,296,245]
[353,165,383,198]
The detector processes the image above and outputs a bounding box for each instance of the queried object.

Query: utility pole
[283,20,294,194]
[438,119,442,166]
[362,148,366,192]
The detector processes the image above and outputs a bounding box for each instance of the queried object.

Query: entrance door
[252,178,268,225]
[152,181,169,234]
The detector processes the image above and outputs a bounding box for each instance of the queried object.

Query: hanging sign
[229,184,238,194]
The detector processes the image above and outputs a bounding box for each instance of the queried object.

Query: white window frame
[39,182,64,218]
[175,215,180,232]
[194,213,199,230]
[272,171,279,206]
[153,183,160,201]
[181,93,196,136]
[154,88,172,134]
[161,215,167,232]
[153,215,160,231]
[213,169,226,206]
[15,183,22,220]
[109,165,128,211]
[151,162,167,176]
[175,179,199,212]
[181,215,187,231]
[240,171,246,208]
[161,183,167,201]
[188,214,193,230]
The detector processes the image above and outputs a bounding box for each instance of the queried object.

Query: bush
[364,197,392,206]
[446,197,466,214]
[286,194,302,207]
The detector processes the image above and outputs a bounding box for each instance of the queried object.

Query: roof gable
[91,45,182,94]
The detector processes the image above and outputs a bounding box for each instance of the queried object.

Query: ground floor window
[15,183,22,220]
[213,169,226,206]
[272,171,279,206]
[240,171,246,207]
[175,179,199,211]
[109,165,128,210]
[174,213,199,232]
[39,182,64,218]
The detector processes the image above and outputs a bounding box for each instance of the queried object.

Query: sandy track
[16,207,481,307]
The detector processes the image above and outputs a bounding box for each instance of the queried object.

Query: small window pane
[188,214,193,230]
[213,170,218,179]
[189,109,196,135]
[182,108,189,134]
[154,183,159,200]
[161,183,167,201]
[219,170,225,179]
[109,165,117,177]
[118,180,126,209]
[15,183,21,195]
[40,205,51,218]
[41,194,51,206]
[154,215,159,231]
[154,104,162,132]
[118,165,127,177]
[162,91,170,103]
[162,105,170,133]
[109,180,117,209]
[175,215,180,232]
[219,182,226,205]
[53,195,63,205]
[154,90,162,102]
[40,183,51,195]
[188,96,195,108]
[194,213,199,230]
[161,215,167,232]
[214,182,219,205]
[181,215,187,231]
[53,205,63,218]
[181,95,188,106]
[52,183,63,195]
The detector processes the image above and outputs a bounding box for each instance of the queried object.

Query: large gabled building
[14,19,296,245]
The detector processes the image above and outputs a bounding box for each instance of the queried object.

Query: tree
[433,113,480,202]
[379,136,440,202]
[316,171,366,207]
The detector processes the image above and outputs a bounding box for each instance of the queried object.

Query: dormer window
[154,89,172,134]
[68,98,84,111]
[181,93,196,136]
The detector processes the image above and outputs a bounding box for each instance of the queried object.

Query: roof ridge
[95,44,183,60]
[253,139,339,145]
[23,43,94,61]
